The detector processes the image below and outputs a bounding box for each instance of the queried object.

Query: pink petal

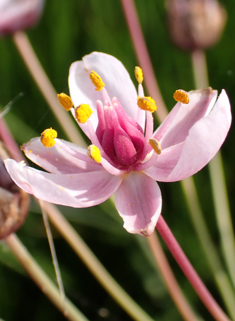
[143,143,184,181]
[115,172,162,236]
[83,52,138,119]
[5,159,123,207]
[69,52,138,136]
[148,90,231,182]
[154,88,218,149]
[69,62,99,137]
[0,0,44,36]
[22,138,101,174]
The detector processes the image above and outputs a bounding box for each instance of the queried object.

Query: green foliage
[0,1,234,321]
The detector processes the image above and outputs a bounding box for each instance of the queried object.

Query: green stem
[12,31,86,148]
[5,233,89,321]
[181,178,235,320]
[191,50,235,290]
[209,154,235,288]
[42,202,155,321]
[191,50,209,89]
[0,70,153,320]
[40,200,65,303]
[120,3,204,319]
[120,0,168,123]
[147,233,200,321]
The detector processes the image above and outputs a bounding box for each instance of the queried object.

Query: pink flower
[0,0,44,36]
[5,52,231,236]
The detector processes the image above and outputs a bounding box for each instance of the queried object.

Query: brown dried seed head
[166,0,227,51]
[0,145,29,239]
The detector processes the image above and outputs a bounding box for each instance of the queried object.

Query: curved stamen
[138,111,154,162]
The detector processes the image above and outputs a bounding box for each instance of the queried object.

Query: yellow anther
[87,145,101,163]
[40,128,57,148]
[134,66,144,84]
[89,70,105,91]
[137,96,157,113]
[149,138,162,154]
[57,93,73,111]
[173,89,189,104]
[75,104,93,123]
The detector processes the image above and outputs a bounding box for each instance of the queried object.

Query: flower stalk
[12,31,86,147]
[4,50,231,321]
[156,216,231,321]
[121,1,234,317]
[1,2,233,320]
[147,233,199,321]
[4,233,89,321]
[120,0,168,122]
[181,178,235,320]
[191,48,235,292]
[0,116,155,321]
[40,200,65,303]
[42,202,155,321]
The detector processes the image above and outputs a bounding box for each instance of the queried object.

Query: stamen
[149,138,162,154]
[89,70,105,91]
[40,128,57,147]
[134,66,144,84]
[137,96,157,113]
[57,93,73,111]
[75,104,93,123]
[87,145,101,163]
[173,89,189,104]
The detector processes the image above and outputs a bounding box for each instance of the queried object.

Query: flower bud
[0,144,29,239]
[0,0,45,37]
[166,0,227,51]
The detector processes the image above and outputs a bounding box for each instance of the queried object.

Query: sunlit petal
[5,159,123,207]
[115,172,162,236]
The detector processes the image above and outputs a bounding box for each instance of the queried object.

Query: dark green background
[0,1,234,320]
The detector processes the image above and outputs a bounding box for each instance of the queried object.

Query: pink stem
[0,117,23,161]
[147,234,199,321]
[156,216,231,321]
[120,0,168,123]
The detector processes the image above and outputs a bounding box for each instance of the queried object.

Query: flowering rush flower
[5,52,231,236]
[0,0,44,36]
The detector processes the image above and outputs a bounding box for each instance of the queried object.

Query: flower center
[96,99,146,168]
[88,69,157,169]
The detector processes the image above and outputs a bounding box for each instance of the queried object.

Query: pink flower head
[5,52,231,236]
[0,0,44,36]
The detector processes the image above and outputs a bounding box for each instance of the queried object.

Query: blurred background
[0,0,234,320]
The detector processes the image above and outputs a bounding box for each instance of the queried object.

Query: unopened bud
[166,0,227,51]
[0,0,45,37]
[0,144,29,239]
